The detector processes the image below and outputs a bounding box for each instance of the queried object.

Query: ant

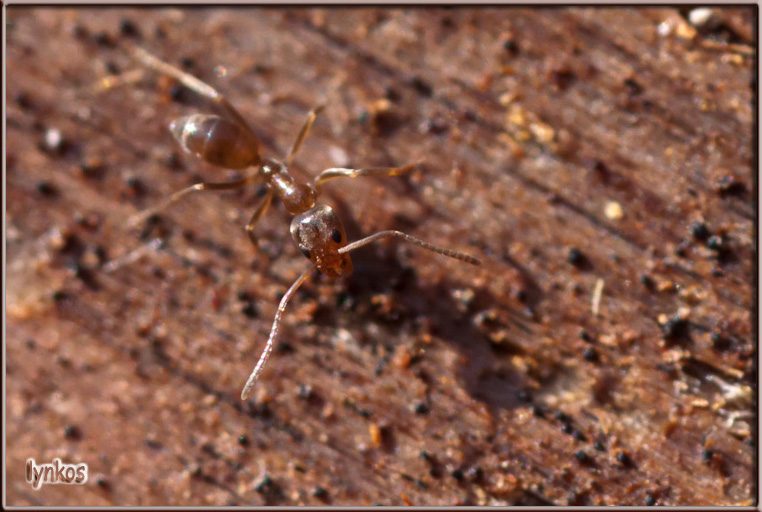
[128,47,481,400]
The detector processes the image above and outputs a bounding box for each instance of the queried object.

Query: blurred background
[6,7,755,505]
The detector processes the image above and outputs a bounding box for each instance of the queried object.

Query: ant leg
[128,176,258,227]
[339,230,481,266]
[241,265,315,400]
[313,163,418,193]
[102,238,164,273]
[131,47,257,138]
[245,190,274,250]
[284,105,325,167]
[88,68,147,94]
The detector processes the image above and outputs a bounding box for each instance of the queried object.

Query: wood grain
[7,7,755,506]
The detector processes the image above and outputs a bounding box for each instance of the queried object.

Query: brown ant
[128,48,481,400]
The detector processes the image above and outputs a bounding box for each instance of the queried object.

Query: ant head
[290,205,353,278]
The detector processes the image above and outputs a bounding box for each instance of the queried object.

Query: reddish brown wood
[7,7,755,506]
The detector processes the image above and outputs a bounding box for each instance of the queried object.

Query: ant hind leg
[131,47,256,137]
[128,176,258,228]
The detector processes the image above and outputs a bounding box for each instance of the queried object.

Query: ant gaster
[129,48,481,400]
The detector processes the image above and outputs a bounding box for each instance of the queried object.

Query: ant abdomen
[169,114,262,169]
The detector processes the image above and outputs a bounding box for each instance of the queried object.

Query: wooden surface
[6,7,756,506]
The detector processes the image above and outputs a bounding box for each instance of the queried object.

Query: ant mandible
[129,47,481,400]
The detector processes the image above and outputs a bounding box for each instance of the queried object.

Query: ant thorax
[261,160,317,215]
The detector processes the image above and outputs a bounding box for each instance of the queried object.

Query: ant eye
[301,247,311,259]
[331,230,342,243]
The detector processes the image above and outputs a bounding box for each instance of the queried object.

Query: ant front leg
[313,163,419,194]
[128,176,258,227]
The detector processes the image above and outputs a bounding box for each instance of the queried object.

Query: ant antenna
[241,230,479,399]
[241,266,315,400]
[339,230,482,266]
